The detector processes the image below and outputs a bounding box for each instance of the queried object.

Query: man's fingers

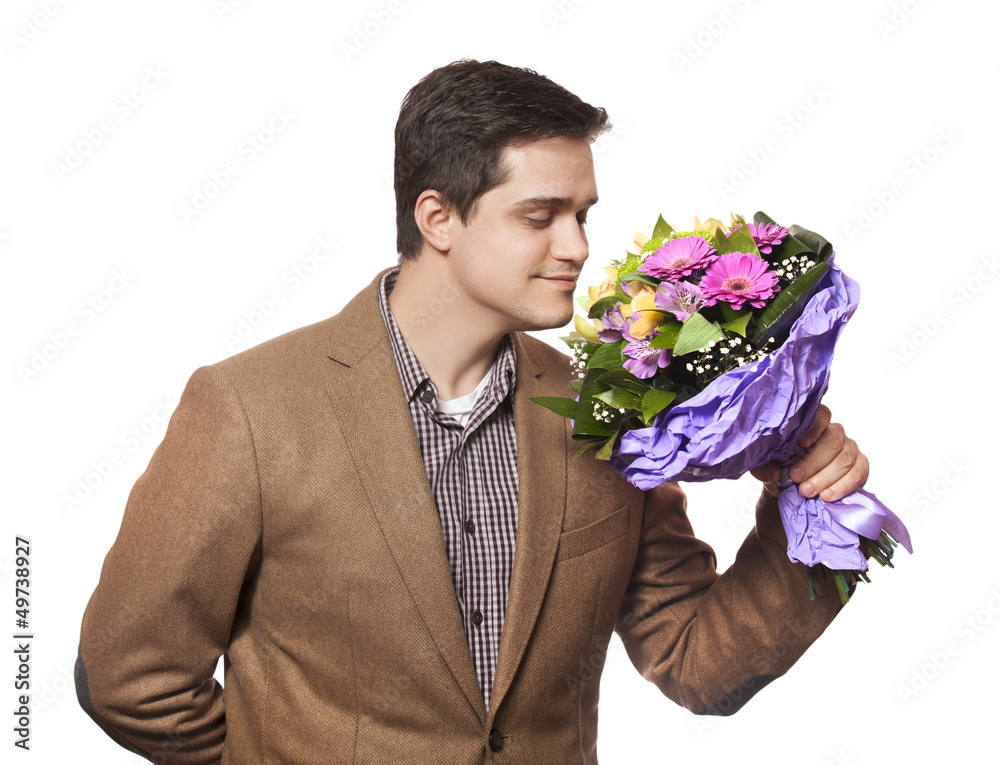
[790,421,845,482]
[796,433,868,501]
[797,404,831,450]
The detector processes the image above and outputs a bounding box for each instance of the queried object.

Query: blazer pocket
[556,505,629,562]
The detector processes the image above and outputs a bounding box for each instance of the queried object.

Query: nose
[550,216,589,264]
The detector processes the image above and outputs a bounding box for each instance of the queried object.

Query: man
[77,59,868,763]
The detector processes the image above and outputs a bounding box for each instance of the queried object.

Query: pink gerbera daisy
[700,253,779,310]
[640,235,717,281]
[747,222,788,255]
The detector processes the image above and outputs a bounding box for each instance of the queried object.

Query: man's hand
[750,404,869,501]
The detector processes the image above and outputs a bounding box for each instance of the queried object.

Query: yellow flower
[694,215,727,237]
[633,232,650,252]
[573,313,601,343]
[585,266,620,310]
[627,284,666,340]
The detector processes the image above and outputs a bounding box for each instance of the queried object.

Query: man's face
[445,136,598,335]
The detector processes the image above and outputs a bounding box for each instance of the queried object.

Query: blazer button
[488,729,504,752]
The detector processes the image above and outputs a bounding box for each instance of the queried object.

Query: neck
[388,258,508,401]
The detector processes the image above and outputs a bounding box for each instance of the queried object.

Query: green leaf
[750,261,829,347]
[649,320,682,349]
[595,388,644,411]
[753,211,777,228]
[571,374,616,439]
[714,224,761,257]
[641,389,677,424]
[720,306,752,337]
[652,214,674,240]
[673,313,726,356]
[595,431,619,461]
[620,271,660,287]
[574,439,604,460]
[587,294,626,319]
[568,378,584,394]
[530,396,578,419]
[595,369,650,396]
[587,341,626,372]
[576,295,591,310]
[788,224,833,261]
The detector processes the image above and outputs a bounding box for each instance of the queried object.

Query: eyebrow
[512,196,599,210]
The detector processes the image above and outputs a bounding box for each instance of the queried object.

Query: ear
[413,189,453,253]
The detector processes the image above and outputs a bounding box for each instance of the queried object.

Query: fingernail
[820,489,833,501]
[790,467,805,482]
[801,482,815,496]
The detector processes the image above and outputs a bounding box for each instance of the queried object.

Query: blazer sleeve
[615,481,845,716]
[76,365,262,763]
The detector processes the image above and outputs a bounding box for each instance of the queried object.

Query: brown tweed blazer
[76,269,844,764]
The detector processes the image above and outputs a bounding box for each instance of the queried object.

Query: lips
[538,274,580,283]
[538,275,579,290]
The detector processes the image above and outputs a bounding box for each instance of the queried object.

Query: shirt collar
[378,267,517,410]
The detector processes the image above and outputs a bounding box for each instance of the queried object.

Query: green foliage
[649,320,682,349]
[587,341,626,372]
[714,224,761,257]
[673,313,726,357]
[641,389,677,424]
[719,305,753,337]
[750,261,830,347]
[530,396,578,419]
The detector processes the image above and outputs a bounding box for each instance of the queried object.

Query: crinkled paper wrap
[610,255,912,569]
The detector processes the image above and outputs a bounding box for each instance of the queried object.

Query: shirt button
[472,609,483,626]
[488,729,504,752]
[465,520,476,534]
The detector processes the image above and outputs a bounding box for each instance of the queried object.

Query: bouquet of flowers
[533,212,911,603]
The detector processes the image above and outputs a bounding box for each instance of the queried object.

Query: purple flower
[747,222,788,255]
[622,319,671,379]
[701,252,780,310]
[654,280,704,322]
[640,236,717,281]
[598,305,627,343]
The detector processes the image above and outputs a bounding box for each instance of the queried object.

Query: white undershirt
[435,361,497,428]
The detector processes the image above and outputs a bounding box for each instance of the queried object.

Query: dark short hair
[394,59,612,260]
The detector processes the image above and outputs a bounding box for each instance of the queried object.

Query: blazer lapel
[489,333,568,715]
[323,271,486,723]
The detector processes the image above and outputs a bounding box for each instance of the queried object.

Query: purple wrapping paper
[610,254,912,569]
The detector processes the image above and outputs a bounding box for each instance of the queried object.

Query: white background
[2,0,997,763]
